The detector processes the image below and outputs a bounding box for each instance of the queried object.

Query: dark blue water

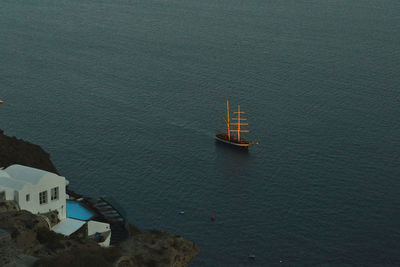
[1,0,400,265]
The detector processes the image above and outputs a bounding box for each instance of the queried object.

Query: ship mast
[231,104,248,141]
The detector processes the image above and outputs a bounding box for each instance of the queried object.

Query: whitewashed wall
[87,220,111,247]
[17,174,68,220]
[0,188,15,201]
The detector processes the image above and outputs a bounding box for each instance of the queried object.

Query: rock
[40,211,60,228]
[0,209,49,254]
[0,208,103,266]
[0,130,200,266]
[0,210,49,267]
[0,130,58,174]
[0,201,20,213]
[0,228,15,267]
[117,230,200,267]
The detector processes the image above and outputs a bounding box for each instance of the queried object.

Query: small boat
[248,254,256,259]
[0,100,3,104]
[216,100,254,148]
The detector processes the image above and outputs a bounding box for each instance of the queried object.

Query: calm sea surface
[1,0,400,265]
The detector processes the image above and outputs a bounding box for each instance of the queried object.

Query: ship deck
[215,133,250,147]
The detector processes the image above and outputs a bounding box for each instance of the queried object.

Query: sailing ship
[216,100,255,148]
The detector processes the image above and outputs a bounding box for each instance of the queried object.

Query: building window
[39,191,47,205]
[51,187,59,201]
[26,194,30,202]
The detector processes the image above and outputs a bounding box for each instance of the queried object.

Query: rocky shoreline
[0,130,199,267]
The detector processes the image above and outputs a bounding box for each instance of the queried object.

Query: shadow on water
[214,140,250,154]
[214,140,251,179]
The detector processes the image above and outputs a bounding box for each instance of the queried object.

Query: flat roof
[51,218,86,236]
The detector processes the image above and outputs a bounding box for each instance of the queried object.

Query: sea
[1,0,399,265]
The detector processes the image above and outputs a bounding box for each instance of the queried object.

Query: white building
[0,164,112,247]
[0,164,69,220]
[87,220,111,247]
[52,219,112,247]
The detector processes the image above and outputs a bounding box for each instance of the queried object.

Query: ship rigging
[216,100,256,148]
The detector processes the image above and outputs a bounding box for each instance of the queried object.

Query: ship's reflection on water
[214,140,251,181]
[214,139,249,154]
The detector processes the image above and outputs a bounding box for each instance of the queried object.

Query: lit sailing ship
[216,100,256,148]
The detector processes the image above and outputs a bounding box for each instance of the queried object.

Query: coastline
[0,129,199,266]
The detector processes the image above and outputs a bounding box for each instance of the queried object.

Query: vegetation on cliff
[0,130,199,266]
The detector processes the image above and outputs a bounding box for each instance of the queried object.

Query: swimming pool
[66,200,93,221]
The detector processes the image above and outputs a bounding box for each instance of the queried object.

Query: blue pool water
[66,200,93,221]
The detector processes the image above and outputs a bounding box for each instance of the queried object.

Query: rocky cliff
[0,130,58,174]
[0,130,199,267]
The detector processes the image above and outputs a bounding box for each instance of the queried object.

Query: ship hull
[215,135,250,147]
